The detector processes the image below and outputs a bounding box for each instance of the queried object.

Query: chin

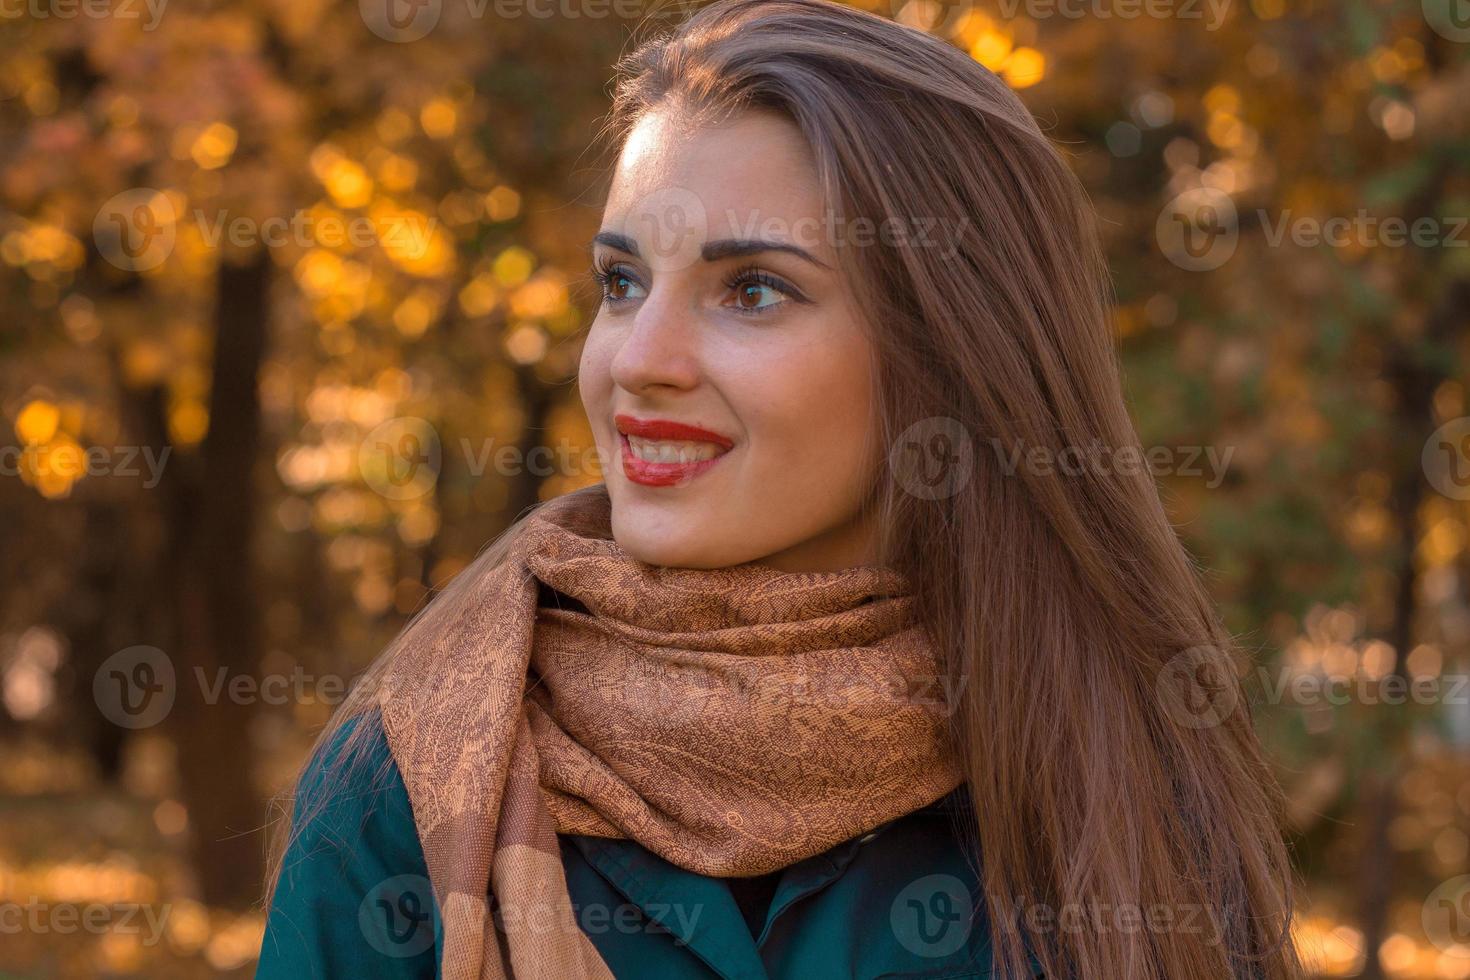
[613,528,742,570]
[609,502,756,570]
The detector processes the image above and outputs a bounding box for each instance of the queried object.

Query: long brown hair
[267,2,1302,977]
[604,1,1302,977]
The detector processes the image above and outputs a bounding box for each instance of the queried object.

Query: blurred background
[2,0,1469,976]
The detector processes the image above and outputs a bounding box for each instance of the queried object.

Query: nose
[608,284,701,396]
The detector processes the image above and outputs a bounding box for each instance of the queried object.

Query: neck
[750,509,884,574]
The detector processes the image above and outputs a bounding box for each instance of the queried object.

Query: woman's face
[579,107,881,572]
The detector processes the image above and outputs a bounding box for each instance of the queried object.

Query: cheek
[737,332,877,493]
[577,322,615,428]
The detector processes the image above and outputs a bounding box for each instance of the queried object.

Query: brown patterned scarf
[376,484,963,979]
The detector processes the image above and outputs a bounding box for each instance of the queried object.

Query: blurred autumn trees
[2,0,626,913]
[2,0,1469,975]
[1028,4,1470,973]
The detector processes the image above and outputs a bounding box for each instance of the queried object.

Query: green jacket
[257,715,1028,979]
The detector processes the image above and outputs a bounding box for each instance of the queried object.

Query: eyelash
[720,264,799,315]
[589,258,804,315]
[590,256,637,299]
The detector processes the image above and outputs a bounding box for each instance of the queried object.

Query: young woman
[258,0,1303,977]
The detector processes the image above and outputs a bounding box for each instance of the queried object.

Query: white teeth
[627,435,725,464]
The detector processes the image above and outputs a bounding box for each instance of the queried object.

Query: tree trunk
[169,248,273,909]
[1356,276,1470,978]
[505,363,557,523]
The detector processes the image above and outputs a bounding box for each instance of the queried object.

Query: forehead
[603,107,830,252]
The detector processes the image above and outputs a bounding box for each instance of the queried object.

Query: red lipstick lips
[614,413,734,487]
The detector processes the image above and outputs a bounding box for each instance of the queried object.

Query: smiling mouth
[624,436,725,464]
[614,414,734,487]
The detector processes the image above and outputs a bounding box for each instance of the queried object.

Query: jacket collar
[567,826,877,980]
[565,785,969,979]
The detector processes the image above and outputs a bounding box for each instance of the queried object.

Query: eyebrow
[591,231,830,269]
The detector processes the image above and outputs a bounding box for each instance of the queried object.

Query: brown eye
[595,262,646,304]
[736,283,765,309]
[723,272,787,314]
